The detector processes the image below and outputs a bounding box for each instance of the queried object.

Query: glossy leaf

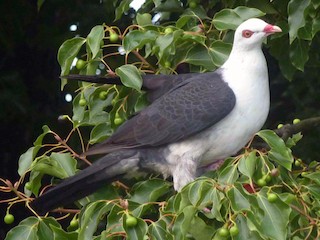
[238,151,257,178]
[218,164,239,184]
[123,30,158,52]
[149,220,174,240]
[172,205,197,239]
[289,38,310,71]
[212,7,265,30]
[18,146,41,176]
[209,41,232,66]
[79,201,114,240]
[115,65,143,91]
[87,25,104,59]
[256,130,293,170]
[130,178,171,204]
[114,0,132,21]
[58,37,86,89]
[288,0,311,43]
[5,217,39,240]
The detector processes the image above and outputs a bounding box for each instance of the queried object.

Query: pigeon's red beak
[263,24,282,35]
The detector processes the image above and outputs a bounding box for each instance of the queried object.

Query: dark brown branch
[275,117,320,141]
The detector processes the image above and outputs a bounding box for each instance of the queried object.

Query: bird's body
[32,18,281,212]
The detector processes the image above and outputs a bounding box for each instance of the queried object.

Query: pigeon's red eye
[242,30,254,38]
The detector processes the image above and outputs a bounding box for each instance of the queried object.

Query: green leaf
[18,146,41,176]
[185,45,216,70]
[89,122,112,144]
[289,38,310,71]
[58,37,86,90]
[115,65,143,91]
[79,201,114,240]
[218,164,239,184]
[256,130,294,171]
[188,215,215,240]
[130,179,171,204]
[51,225,78,240]
[123,30,159,52]
[238,151,257,178]
[50,152,77,178]
[123,215,148,240]
[209,41,232,67]
[187,179,213,207]
[248,188,291,240]
[149,220,174,240]
[87,25,104,59]
[33,125,52,146]
[5,217,39,240]
[227,184,252,212]
[212,7,265,30]
[172,205,197,239]
[114,0,132,21]
[288,0,311,43]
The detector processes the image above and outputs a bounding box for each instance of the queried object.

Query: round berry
[125,215,138,227]
[277,123,284,129]
[164,61,171,68]
[294,159,302,167]
[257,178,267,187]
[229,225,239,236]
[79,98,87,106]
[114,117,123,125]
[217,227,229,237]
[164,27,173,34]
[4,214,14,224]
[25,182,32,190]
[70,219,79,228]
[99,91,108,100]
[267,193,278,203]
[109,33,119,42]
[293,118,300,124]
[76,59,86,70]
[189,1,197,8]
[265,174,272,183]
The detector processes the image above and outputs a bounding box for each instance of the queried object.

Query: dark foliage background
[0,0,319,238]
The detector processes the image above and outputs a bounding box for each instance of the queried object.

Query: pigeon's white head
[233,18,282,50]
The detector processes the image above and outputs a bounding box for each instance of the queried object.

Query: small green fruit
[109,33,119,42]
[257,178,267,187]
[70,219,79,228]
[293,118,300,124]
[126,215,138,227]
[79,98,87,107]
[164,61,171,68]
[229,225,239,236]
[164,27,173,34]
[4,214,14,224]
[217,227,229,237]
[25,182,32,190]
[277,123,284,129]
[76,59,86,70]
[114,117,123,125]
[265,174,272,183]
[294,159,302,167]
[99,91,108,100]
[189,1,197,8]
[267,193,278,203]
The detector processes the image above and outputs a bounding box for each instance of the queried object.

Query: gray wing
[85,71,236,155]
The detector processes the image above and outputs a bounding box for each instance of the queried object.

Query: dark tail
[31,150,140,214]
[62,74,123,85]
